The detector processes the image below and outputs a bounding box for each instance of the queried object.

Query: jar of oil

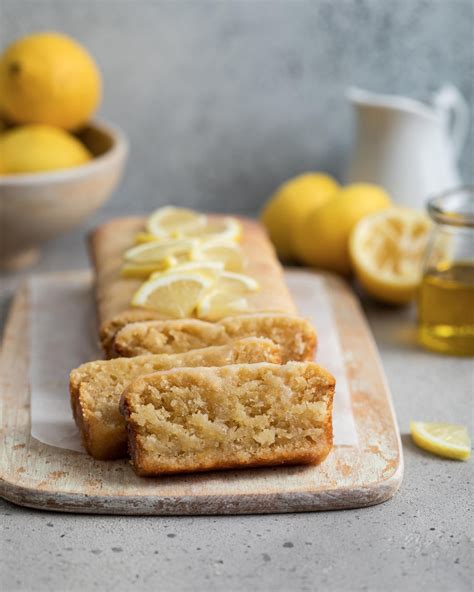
[418,187,474,356]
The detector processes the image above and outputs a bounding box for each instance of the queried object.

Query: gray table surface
[1,222,473,592]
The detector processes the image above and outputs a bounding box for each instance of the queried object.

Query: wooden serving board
[0,269,402,515]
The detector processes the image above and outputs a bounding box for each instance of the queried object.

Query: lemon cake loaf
[89,216,298,356]
[113,313,316,362]
[120,362,335,476]
[70,338,281,460]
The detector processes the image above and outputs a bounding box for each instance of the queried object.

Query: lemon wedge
[146,206,206,237]
[121,257,177,279]
[150,260,224,280]
[349,207,431,304]
[124,238,197,265]
[134,232,164,244]
[191,240,245,272]
[196,271,259,321]
[410,421,471,460]
[131,273,213,317]
[179,217,242,243]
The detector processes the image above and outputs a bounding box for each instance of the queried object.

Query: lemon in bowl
[0,124,92,174]
[0,120,128,270]
[0,31,101,131]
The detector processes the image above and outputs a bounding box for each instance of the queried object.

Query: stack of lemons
[261,173,432,305]
[123,207,259,321]
[0,32,101,174]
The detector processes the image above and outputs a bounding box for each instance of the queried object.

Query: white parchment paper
[29,272,358,452]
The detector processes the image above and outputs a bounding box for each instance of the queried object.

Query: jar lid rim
[427,186,474,228]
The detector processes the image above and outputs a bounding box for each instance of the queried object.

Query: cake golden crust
[114,313,316,362]
[89,216,297,355]
[120,362,335,476]
[70,338,281,460]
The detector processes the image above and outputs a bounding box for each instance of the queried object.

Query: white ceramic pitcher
[346,85,469,208]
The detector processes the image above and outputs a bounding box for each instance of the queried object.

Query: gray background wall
[2,0,473,216]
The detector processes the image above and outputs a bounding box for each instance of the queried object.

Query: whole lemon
[297,183,391,275]
[0,32,101,130]
[261,173,339,261]
[0,124,92,174]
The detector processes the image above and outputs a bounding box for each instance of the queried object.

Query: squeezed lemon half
[350,207,431,304]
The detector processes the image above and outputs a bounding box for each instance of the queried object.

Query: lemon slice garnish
[134,232,164,245]
[196,271,259,321]
[146,206,206,237]
[121,256,177,279]
[150,260,224,281]
[131,273,213,317]
[191,241,245,272]
[178,217,242,243]
[410,421,471,461]
[124,238,197,265]
[349,207,431,304]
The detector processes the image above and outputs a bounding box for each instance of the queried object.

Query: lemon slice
[150,260,224,280]
[134,232,164,245]
[178,217,242,243]
[349,207,431,304]
[121,257,177,279]
[196,271,259,321]
[131,273,213,317]
[191,241,245,272]
[124,238,197,265]
[146,206,206,237]
[410,421,471,461]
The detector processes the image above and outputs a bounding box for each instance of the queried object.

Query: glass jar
[418,186,474,355]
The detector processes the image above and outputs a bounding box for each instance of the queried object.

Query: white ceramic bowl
[0,120,128,270]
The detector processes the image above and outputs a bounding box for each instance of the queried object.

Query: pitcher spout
[346,86,437,121]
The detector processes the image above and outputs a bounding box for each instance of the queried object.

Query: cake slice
[70,337,281,460]
[114,313,317,363]
[120,362,335,476]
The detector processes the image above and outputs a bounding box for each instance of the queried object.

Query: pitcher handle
[433,84,470,161]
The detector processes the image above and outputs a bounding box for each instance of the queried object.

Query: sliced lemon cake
[70,338,281,460]
[120,362,335,476]
[114,313,316,363]
[89,216,298,356]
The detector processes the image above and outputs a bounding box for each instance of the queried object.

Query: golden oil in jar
[418,261,474,355]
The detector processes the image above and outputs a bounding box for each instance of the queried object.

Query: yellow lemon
[261,173,339,261]
[0,124,92,174]
[350,208,431,304]
[0,32,101,130]
[297,183,391,274]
